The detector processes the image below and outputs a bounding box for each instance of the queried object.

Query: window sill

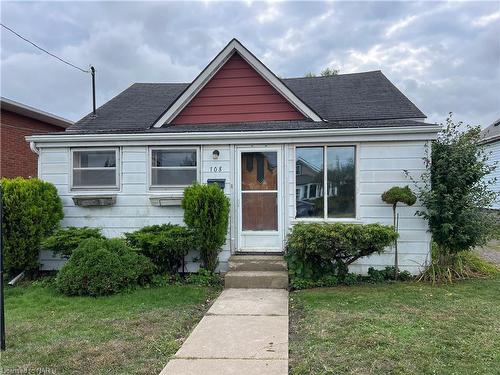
[291,218,363,225]
[72,195,116,207]
[149,193,184,207]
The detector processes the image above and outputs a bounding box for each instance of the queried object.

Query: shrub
[1,177,63,274]
[185,268,223,287]
[367,267,413,283]
[41,227,105,258]
[55,238,154,296]
[409,115,498,281]
[418,242,499,283]
[285,223,398,282]
[412,115,497,256]
[182,183,230,272]
[124,224,194,275]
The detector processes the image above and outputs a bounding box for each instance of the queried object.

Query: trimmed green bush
[381,186,417,208]
[182,183,230,272]
[55,238,154,296]
[1,177,63,274]
[41,227,105,258]
[124,224,194,275]
[285,222,399,281]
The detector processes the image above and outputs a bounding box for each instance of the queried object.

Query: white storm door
[237,147,282,252]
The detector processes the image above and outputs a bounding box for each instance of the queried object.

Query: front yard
[289,276,500,375]
[1,282,220,374]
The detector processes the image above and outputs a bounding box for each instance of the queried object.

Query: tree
[304,67,339,77]
[381,186,417,278]
[410,114,497,279]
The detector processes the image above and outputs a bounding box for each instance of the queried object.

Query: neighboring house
[480,118,500,209]
[28,39,440,273]
[1,97,72,178]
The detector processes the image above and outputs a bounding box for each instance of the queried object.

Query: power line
[1,23,90,74]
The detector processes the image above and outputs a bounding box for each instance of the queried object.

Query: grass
[1,282,220,374]
[289,276,500,375]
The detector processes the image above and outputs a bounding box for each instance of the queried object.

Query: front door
[237,147,282,252]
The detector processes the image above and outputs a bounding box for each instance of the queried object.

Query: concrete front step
[228,255,287,272]
[225,271,288,289]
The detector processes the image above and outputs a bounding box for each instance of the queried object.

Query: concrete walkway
[160,289,288,375]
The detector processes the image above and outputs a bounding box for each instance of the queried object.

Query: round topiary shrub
[55,238,154,296]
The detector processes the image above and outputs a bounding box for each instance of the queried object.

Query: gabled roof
[1,96,73,129]
[68,71,428,134]
[480,118,500,144]
[152,39,323,127]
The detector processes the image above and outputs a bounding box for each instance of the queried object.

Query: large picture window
[72,149,119,189]
[295,146,356,219]
[150,148,198,188]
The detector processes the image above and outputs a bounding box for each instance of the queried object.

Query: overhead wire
[1,23,90,74]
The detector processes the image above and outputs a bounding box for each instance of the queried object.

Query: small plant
[185,268,223,287]
[367,267,413,283]
[418,242,499,283]
[125,224,194,275]
[41,227,105,258]
[1,177,63,274]
[182,183,230,272]
[381,185,417,279]
[55,238,154,296]
[285,222,398,283]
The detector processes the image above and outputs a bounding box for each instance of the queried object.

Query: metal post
[0,184,6,351]
[90,66,96,116]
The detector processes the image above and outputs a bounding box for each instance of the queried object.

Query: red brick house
[1,97,72,178]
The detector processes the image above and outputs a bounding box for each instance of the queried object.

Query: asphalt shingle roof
[68,71,428,134]
[480,118,500,144]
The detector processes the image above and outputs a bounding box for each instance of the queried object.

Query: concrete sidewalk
[160,289,288,375]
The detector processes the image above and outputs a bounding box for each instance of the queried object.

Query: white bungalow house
[481,118,500,210]
[28,39,440,274]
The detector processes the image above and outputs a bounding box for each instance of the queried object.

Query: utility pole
[90,66,96,117]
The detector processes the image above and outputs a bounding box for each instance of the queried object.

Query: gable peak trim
[152,39,323,127]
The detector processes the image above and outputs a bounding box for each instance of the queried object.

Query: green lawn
[1,282,220,374]
[289,276,500,375]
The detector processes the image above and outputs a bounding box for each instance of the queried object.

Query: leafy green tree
[381,186,417,278]
[410,114,497,278]
[304,67,339,77]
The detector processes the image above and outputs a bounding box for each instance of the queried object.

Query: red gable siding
[171,53,305,125]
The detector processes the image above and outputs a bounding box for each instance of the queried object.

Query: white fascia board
[27,125,441,148]
[152,39,323,127]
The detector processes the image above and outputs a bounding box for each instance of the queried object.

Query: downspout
[29,141,39,155]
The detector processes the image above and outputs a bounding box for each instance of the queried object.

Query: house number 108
[209,166,223,172]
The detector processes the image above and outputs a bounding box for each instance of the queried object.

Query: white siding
[483,140,500,210]
[286,141,431,275]
[39,145,232,272]
[39,140,432,275]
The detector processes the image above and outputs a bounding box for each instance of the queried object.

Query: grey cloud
[1,1,499,127]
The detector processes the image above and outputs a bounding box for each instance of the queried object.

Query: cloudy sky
[1,1,499,127]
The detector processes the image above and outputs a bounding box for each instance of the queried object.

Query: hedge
[1,177,63,274]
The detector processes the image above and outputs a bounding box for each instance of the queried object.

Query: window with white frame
[72,148,119,189]
[150,148,198,188]
[295,146,356,219]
